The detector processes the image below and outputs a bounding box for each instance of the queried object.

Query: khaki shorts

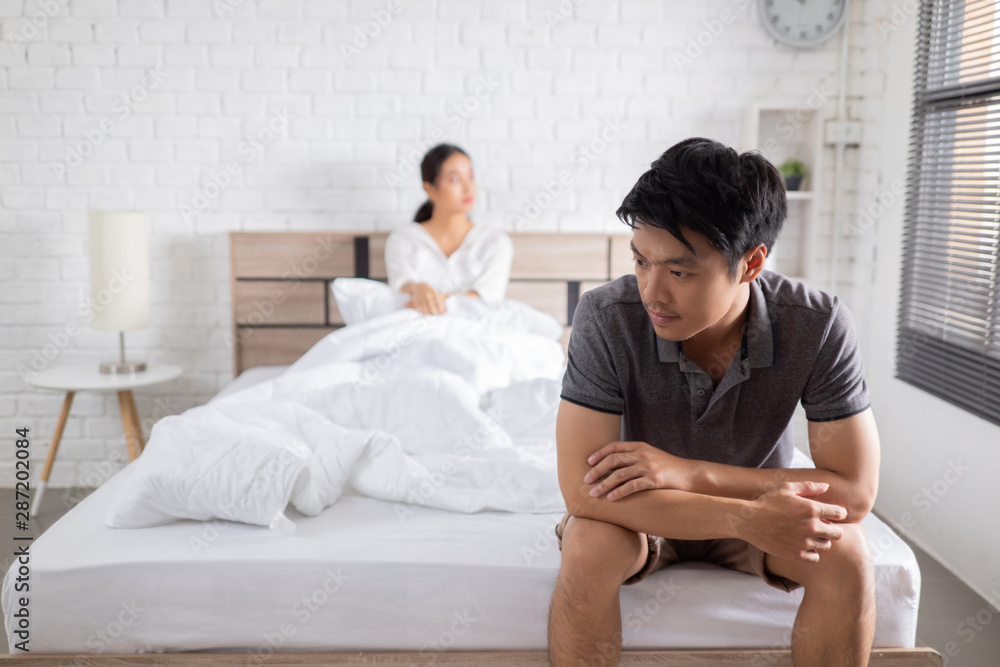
[555,512,802,592]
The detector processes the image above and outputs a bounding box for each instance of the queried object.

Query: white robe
[384,222,514,302]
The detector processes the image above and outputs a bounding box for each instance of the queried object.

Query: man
[547,138,880,667]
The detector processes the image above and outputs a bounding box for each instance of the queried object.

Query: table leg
[117,390,144,461]
[32,391,75,517]
[124,390,145,454]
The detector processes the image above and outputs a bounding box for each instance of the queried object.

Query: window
[897,0,1000,426]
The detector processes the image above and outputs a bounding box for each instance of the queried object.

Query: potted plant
[778,158,806,191]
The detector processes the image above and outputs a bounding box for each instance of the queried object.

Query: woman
[385,144,514,315]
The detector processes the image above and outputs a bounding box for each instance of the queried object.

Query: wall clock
[758,0,850,48]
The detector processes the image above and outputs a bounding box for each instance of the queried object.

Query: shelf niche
[740,100,824,285]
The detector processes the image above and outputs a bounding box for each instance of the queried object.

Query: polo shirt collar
[655,278,774,368]
[746,277,774,368]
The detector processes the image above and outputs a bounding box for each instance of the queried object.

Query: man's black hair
[616,137,787,280]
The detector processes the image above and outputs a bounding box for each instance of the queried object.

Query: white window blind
[898,0,1000,426]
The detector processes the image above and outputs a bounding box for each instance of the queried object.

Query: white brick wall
[2,0,892,487]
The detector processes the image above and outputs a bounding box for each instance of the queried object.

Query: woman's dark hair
[414,143,469,223]
[616,137,787,280]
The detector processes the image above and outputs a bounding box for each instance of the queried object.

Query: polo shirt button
[696,389,705,396]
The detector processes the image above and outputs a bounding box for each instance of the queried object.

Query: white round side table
[23,364,183,514]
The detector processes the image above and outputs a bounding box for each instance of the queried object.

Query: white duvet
[105,297,569,532]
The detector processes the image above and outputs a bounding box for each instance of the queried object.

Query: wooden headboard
[229,231,634,376]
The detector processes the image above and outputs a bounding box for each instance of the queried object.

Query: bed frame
[0,649,946,665]
[2,231,942,665]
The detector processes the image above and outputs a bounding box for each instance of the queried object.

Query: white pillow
[331,277,410,325]
[105,404,312,534]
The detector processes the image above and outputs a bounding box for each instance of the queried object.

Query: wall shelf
[786,190,814,201]
[740,100,824,285]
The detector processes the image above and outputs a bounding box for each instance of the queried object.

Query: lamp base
[99,360,147,374]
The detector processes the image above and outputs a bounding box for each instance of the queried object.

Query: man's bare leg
[765,523,876,667]
[548,516,648,667]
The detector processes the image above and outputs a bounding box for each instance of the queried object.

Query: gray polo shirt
[560,270,870,469]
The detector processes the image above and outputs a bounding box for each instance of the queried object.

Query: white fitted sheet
[3,368,921,653]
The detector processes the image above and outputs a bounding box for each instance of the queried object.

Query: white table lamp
[88,211,150,374]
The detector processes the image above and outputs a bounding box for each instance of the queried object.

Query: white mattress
[3,368,921,653]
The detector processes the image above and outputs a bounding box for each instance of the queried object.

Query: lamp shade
[88,211,150,332]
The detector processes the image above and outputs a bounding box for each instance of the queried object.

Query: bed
[1,231,942,666]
